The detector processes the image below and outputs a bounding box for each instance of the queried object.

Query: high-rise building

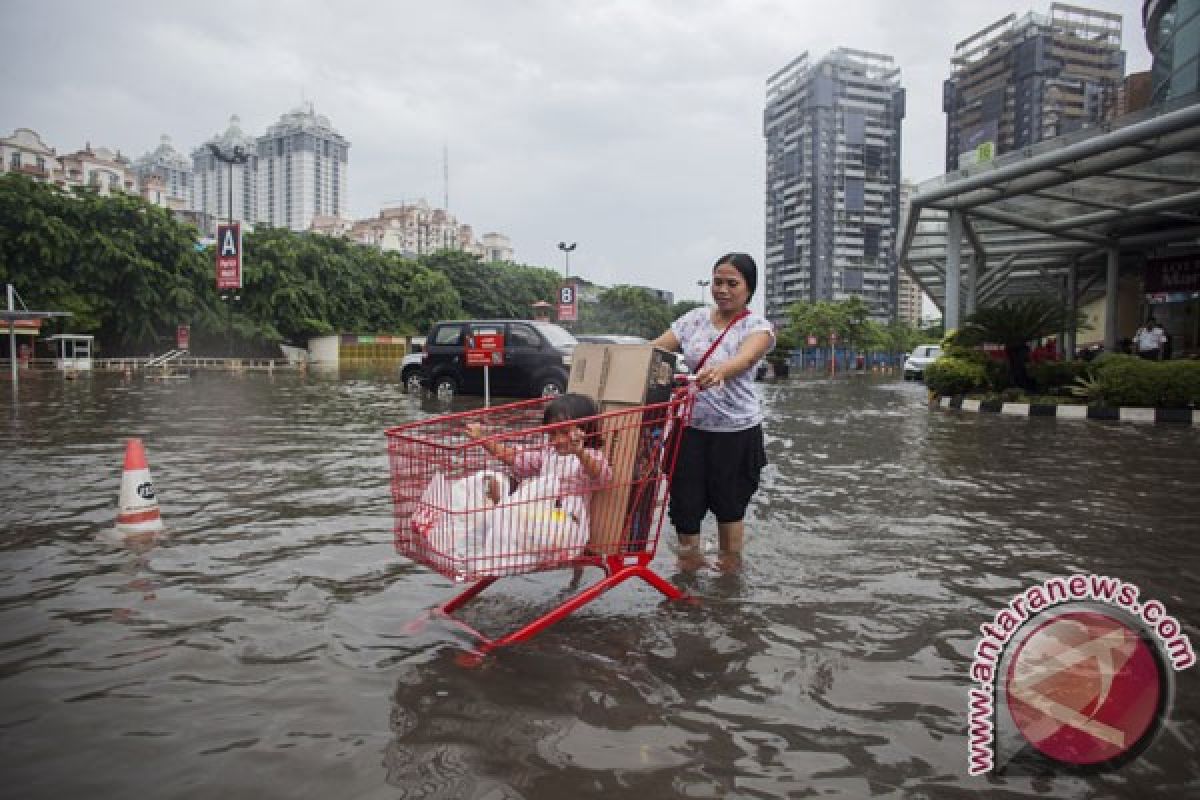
[943,4,1125,171]
[763,48,906,326]
[257,104,349,232]
[192,115,259,234]
[134,135,194,211]
[1145,0,1200,103]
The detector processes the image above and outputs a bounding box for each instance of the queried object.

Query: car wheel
[535,374,565,397]
[433,374,458,397]
[401,367,423,393]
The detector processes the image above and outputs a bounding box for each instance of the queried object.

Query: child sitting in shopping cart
[466,393,612,495]
[416,393,612,573]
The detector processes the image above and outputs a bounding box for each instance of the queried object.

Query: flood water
[2,368,1198,799]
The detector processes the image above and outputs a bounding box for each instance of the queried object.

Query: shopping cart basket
[386,387,695,652]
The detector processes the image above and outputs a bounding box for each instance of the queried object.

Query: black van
[419,319,577,397]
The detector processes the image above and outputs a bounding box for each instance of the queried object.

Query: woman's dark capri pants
[668,424,767,535]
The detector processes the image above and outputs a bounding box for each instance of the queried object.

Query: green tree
[578,285,674,339]
[422,250,559,320]
[0,174,463,356]
[670,300,702,320]
[956,297,1085,390]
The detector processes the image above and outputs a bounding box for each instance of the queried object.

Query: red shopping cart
[386,387,695,653]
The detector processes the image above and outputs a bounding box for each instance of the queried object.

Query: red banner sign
[216,222,242,290]
[557,284,577,322]
[176,325,190,350]
[465,332,505,367]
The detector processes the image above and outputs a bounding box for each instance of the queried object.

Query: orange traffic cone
[116,438,164,536]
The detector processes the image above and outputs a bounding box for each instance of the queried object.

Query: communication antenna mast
[443,144,449,212]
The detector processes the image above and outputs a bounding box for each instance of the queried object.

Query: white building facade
[192,116,259,233]
[257,104,349,232]
[134,135,194,211]
[1,128,60,184]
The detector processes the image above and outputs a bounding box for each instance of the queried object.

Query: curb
[937,396,1197,425]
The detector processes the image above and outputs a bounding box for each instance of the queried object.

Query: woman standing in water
[651,252,775,566]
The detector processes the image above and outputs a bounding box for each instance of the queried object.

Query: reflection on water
[2,370,1198,798]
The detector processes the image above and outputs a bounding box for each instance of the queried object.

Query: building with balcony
[943,4,1125,171]
[0,128,60,183]
[480,232,514,262]
[763,47,906,326]
[343,201,510,261]
[59,143,137,195]
[257,104,349,232]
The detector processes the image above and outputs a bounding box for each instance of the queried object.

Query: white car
[903,345,942,380]
[399,346,425,392]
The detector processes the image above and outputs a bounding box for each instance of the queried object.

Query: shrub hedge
[931,351,1200,409]
[925,357,987,397]
[1029,360,1092,394]
[1081,355,1200,408]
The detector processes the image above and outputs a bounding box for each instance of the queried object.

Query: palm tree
[957,297,1085,390]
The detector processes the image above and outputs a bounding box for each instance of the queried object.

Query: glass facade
[1148,0,1200,102]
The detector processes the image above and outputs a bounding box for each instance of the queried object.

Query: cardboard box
[587,399,676,555]
[568,344,676,405]
[569,346,678,553]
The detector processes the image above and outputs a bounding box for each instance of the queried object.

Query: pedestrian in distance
[1133,317,1167,361]
[651,252,775,569]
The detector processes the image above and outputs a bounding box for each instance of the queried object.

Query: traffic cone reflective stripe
[116,438,164,535]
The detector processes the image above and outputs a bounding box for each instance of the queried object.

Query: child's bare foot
[675,544,706,572]
[715,551,743,574]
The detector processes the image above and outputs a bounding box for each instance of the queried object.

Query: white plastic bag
[410,470,505,560]
[483,474,589,574]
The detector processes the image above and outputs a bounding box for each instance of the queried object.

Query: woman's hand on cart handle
[693,364,726,390]
[466,421,484,440]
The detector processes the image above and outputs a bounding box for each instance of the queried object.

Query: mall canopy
[898,95,1200,351]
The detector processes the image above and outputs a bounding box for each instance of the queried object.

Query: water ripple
[1,372,1198,797]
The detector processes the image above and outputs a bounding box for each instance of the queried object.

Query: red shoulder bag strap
[694,309,750,372]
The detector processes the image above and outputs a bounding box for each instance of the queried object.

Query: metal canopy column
[966,250,980,315]
[945,211,962,330]
[1066,259,1078,358]
[7,284,15,385]
[1104,246,1119,351]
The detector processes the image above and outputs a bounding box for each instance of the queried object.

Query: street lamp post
[207,142,249,359]
[207,142,249,228]
[697,279,710,304]
[557,241,576,278]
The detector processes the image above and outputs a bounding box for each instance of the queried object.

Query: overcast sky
[3,0,1151,308]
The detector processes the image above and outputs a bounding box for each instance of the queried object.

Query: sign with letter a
[216,223,242,290]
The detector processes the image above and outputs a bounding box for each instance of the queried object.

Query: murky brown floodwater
[1,368,1198,799]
